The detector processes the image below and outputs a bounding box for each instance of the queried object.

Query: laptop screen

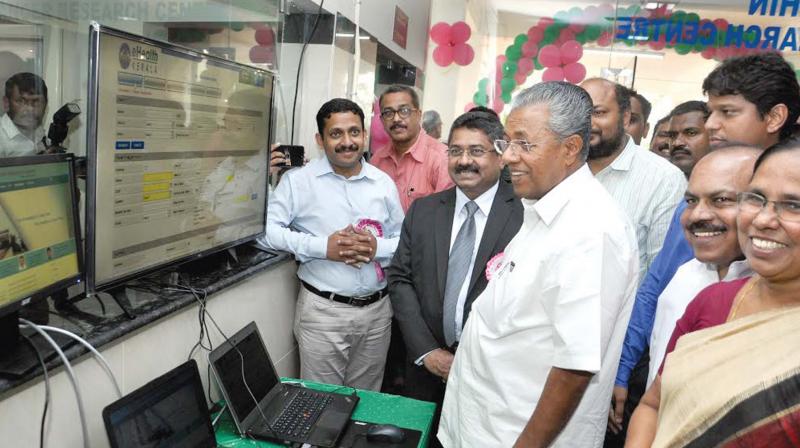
[211,329,280,422]
[103,360,216,448]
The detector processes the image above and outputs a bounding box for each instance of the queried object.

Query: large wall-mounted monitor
[0,154,82,319]
[86,23,274,294]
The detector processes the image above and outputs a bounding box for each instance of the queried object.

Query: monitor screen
[86,24,273,292]
[0,155,81,315]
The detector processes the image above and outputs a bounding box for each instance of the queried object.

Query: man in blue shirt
[265,98,404,391]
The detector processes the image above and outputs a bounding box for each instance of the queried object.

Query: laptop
[102,359,218,448]
[208,321,358,447]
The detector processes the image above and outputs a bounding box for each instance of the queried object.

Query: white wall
[0,260,300,448]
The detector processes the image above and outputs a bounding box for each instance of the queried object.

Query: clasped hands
[326,225,377,268]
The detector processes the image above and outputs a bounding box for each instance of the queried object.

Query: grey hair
[422,110,442,133]
[511,81,593,161]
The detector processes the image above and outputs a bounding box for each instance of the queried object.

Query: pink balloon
[712,18,729,30]
[249,45,274,63]
[464,102,476,112]
[514,72,527,85]
[496,54,508,67]
[450,21,471,45]
[430,22,451,46]
[597,32,613,47]
[522,41,539,58]
[560,41,583,65]
[558,29,576,45]
[537,45,562,68]
[701,48,716,60]
[538,17,555,29]
[569,23,586,34]
[649,38,666,50]
[452,43,475,66]
[492,98,505,113]
[563,63,586,84]
[542,67,565,82]
[433,45,454,67]
[255,27,275,46]
[527,26,544,43]
[517,58,534,74]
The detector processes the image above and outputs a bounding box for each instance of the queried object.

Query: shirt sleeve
[263,173,328,262]
[375,180,405,264]
[615,204,694,387]
[642,170,687,272]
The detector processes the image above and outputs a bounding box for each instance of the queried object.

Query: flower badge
[355,219,385,282]
[485,252,505,281]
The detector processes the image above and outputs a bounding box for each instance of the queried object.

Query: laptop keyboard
[271,390,333,438]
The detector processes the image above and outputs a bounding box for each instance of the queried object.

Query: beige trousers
[293,285,393,391]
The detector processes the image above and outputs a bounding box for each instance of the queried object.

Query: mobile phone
[276,145,305,167]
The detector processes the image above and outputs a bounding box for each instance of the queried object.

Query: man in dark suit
[387,111,523,418]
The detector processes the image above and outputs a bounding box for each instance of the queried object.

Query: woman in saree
[625,136,800,448]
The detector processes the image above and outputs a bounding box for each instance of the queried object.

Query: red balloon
[713,18,729,30]
[492,98,505,113]
[522,41,539,58]
[542,66,565,82]
[560,40,583,65]
[450,21,471,45]
[496,54,508,67]
[597,32,613,47]
[558,29,576,45]
[514,72,527,85]
[517,57,534,74]
[563,62,586,84]
[527,26,544,43]
[430,22,451,46]
[433,45,454,66]
[452,43,475,66]
[254,27,275,46]
[464,102,476,112]
[249,45,274,64]
[538,45,562,68]
[649,38,666,50]
[538,17,555,29]
[701,48,716,60]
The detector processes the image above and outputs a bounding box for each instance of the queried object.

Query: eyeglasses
[11,96,44,108]
[380,106,416,121]
[737,191,800,222]
[494,139,536,154]
[445,147,495,158]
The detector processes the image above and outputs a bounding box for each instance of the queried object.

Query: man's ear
[563,134,583,165]
[315,133,324,148]
[2,96,8,113]
[643,122,651,141]
[623,108,632,128]
[765,103,789,135]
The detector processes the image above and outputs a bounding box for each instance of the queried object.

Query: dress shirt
[615,202,694,387]
[595,137,687,279]
[0,113,44,157]
[264,156,404,296]
[371,129,453,212]
[647,258,751,386]
[438,165,638,448]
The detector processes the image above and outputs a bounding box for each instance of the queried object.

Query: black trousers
[603,349,650,447]
[404,361,447,448]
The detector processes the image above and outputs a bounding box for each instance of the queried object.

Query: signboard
[393,6,408,49]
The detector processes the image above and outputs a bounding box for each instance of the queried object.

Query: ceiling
[494,0,755,16]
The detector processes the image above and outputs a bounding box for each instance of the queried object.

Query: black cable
[289,0,326,145]
[22,333,49,448]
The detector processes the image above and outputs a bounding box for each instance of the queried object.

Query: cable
[19,319,89,448]
[22,333,50,448]
[37,325,122,398]
[289,0,326,145]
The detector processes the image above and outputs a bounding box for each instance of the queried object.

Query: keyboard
[271,390,333,438]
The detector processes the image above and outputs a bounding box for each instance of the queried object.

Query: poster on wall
[393,6,408,49]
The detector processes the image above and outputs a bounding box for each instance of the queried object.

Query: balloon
[597,31,613,47]
[514,72,527,85]
[560,40,583,65]
[543,27,560,43]
[527,26,544,43]
[569,23,586,34]
[685,12,700,23]
[713,18,729,30]
[450,21,471,44]
[433,45,454,66]
[701,47,716,59]
[430,22,451,45]
[674,42,692,55]
[534,58,544,70]
[478,78,489,91]
[501,92,512,103]
[452,43,475,65]
[249,45,274,63]
[464,102,476,112]
[522,41,539,58]
[500,77,516,93]
[537,45,562,68]
[542,66,565,82]
[505,45,522,61]
[492,98,505,114]
[563,62,586,84]
[558,28,576,44]
[496,54,508,69]
[230,22,245,32]
[502,61,518,76]
[649,38,666,50]
[584,25,602,42]
[473,92,488,106]
[514,33,528,47]
[255,27,275,45]
[517,57,534,74]
[538,17,555,29]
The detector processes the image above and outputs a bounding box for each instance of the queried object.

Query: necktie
[443,201,479,346]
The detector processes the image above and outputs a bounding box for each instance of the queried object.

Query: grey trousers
[294,285,393,391]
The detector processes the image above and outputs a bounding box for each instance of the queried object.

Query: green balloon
[585,25,602,41]
[544,27,559,42]
[473,92,487,106]
[505,45,522,61]
[576,34,588,44]
[684,12,700,23]
[502,61,518,76]
[230,22,245,32]
[501,92,512,103]
[478,78,489,90]
[554,11,570,25]
[514,33,528,47]
[675,43,692,54]
[534,58,544,70]
[500,77,516,93]
[670,10,686,23]
[569,6,583,17]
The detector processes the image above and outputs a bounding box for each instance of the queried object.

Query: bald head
[691,146,761,189]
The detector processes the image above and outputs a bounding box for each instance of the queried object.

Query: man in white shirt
[646,146,760,386]
[265,98,404,391]
[0,72,47,157]
[438,81,638,448]
[581,78,687,278]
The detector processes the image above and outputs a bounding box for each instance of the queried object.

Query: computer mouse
[365,424,406,444]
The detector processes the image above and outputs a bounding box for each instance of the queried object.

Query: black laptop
[208,321,358,447]
[102,359,218,448]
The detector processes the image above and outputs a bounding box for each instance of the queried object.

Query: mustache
[687,221,727,233]
[335,144,359,153]
[455,164,479,174]
[390,123,407,131]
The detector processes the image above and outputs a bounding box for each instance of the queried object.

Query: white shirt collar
[311,154,378,180]
[606,135,638,172]
[1,113,23,140]
[454,180,499,217]
[524,164,592,226]
[702,258,753,281]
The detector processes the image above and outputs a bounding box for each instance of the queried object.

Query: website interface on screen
[93,32,272,289]
[0,161,79,307]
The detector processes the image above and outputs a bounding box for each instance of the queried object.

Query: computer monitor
[0,154,82,346]
[85,23,274,294]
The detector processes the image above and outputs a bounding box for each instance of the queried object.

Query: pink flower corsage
[355,218,385,282]
[485,252,505,281]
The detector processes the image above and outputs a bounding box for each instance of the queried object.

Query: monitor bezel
[0,153,84,319]
[85,22,275,295]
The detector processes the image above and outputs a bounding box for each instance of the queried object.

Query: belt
[301,281,387,307]
[446,341,459,354]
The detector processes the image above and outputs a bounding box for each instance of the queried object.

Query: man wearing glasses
[387,111,522,442]
[371,84,453,213]
[0,72,48,157]
[438,82,638,448]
